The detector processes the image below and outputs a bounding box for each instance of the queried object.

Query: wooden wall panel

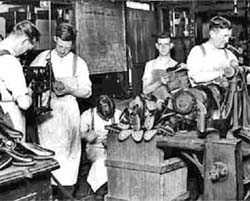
[126,8,156,64]
[75,1,126,75]
[126,8,156,96]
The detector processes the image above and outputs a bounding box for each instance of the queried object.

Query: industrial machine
[23,54,55,117]
[106,61,250,200]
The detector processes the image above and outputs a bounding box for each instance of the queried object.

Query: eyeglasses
[157,43,171,47]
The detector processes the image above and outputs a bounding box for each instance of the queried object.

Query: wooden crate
[105,131,189,201]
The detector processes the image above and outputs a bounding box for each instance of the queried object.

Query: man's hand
[53,80,69,96]
[85,130,98,144]
[160,75,170,85]
[213,77,229,88]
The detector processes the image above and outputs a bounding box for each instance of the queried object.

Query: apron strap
[90,107,94,131]
[72,54,77,76]
[200,44,229,59]
[200,44,206,57]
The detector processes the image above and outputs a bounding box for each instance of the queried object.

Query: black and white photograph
[0,0,249,200]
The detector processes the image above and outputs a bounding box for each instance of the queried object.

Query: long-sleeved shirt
[186,41,237,85]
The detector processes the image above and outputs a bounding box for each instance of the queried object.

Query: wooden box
[105,131,189,201]
[0,159,59,201]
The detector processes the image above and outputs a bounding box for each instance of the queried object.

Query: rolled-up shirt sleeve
[75,57,92,97]
[3,56,29,101]
[187,46,221,84]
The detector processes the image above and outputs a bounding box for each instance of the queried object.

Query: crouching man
[80,95,121,200]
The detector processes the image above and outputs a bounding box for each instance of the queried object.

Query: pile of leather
[0,107,54,170]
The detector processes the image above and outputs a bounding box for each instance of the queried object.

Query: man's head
[10,20,40,56]
[155,32,173,57]
[96,95,115,121]
[54,23,76,58]
[209,16,232,49]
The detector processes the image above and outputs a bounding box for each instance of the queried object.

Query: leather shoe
[0,139,34,165]
[118,129,132,141]
[15,141,55,160]
[131,130,144,142]
[144,129,158,142]
[0,119,23,139]
[0,150,12,170]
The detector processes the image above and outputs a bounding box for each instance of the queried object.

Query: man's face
[100,103,112,119]
[54,37,73,58]
[155,38,172,56]
[210,28,232,49]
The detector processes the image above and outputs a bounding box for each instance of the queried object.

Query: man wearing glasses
[186,16,238,86]
[0,20,40,139]
[142,32,178,96]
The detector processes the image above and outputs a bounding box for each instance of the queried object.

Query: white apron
[38,93,81,185]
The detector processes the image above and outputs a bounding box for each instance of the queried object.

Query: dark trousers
[74,140,92,199]
[52,185,75,201]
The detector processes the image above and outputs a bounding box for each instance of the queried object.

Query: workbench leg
[203,139,243,200]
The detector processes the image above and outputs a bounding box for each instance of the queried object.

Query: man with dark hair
[80,95,121,200]
[0,20,40,138]
[31,22,92,200]
[142,32,178,96]
[187,16,238,85]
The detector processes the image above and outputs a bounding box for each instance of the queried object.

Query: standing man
[0,20,40,138]
[142,32,178,96]
[186,16,238,86]
[31,23,92,200]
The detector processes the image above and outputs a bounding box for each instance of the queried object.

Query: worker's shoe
[0,120,23,140]
[0,138,35,166]
[117,122,130,130]
[158,125,175,136]
[144,114,155,130]
[118,129,132,141]
[144,129,158,142]
[119,108,130,125]
[0,150,12,170]
[17,142,55,160]
[130,113,141,131]
[131,130,144,142]
[15,141,55,160]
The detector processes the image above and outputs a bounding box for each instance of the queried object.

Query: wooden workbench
[105,126,243,201]
[105,130,189,201]
[0,158,59,201]
[157,132,243,201]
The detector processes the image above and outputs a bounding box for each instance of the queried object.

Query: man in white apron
[80,95,121,200]
[31,23,92,200]
[0,20,40,139]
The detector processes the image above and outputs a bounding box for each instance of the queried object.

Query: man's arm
[187,46,221,84]
[143,80,162,95]
[54,56,92,98]
[80,109,98,143]
[5,57,32,110]
[142,61,164,94]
